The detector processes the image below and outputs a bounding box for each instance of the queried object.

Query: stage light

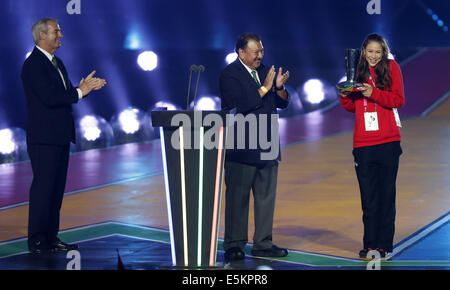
[298,78,338,113]
[75,115,115,152]
[119,108,141,134]
[225,52,238,64]
[191,96,221,111]
[426,9,447,32]
[137,51,158,71]
[303,79,325,104]
[125,31,141,50]
[111,107,153,145]
[80,116,101,141]
[148,101,182,140]
[0,129,15,155]
[151,101,181,111]
[0,127,28,164]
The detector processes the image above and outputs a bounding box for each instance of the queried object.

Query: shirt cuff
[76,88,83,100]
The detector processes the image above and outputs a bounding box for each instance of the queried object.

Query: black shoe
[251,245,288,257]
[49,238,79,253]
[28,240,49,255]
[224,247,245,263]
[376,248,391,261]
[359,248,376,260]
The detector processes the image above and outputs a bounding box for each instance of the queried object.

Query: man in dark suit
[21,17,106,254]
[219,33,290,263]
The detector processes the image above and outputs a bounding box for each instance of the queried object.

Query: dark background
[1,0,449,130]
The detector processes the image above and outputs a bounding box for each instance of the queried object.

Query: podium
[151,110,227,268]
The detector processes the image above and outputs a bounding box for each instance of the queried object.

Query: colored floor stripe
[391,212,450,258]
[1,221,448,268]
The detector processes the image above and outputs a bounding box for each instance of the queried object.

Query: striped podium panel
[152,110,227,268]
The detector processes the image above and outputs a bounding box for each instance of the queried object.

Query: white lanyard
[365,73,402,128]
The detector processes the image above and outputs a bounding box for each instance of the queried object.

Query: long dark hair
[356,33,392,91]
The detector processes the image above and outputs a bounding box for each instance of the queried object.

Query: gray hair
[31,17,57,44]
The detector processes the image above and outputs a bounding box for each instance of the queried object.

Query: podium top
[151,110,228,128]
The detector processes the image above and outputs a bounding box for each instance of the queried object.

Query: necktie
[51,57,59,70]
[251,70,261,87]
[51,56,67,90]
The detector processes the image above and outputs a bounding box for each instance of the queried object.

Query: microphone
[192,65,205,110]
[186,65,198,110]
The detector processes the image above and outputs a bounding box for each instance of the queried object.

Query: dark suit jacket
[21,47,79,145]
[219,59,289,165]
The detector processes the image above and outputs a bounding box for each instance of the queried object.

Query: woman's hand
[358,83,373,97]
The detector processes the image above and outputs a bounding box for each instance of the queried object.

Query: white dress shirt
[238,57,262,85]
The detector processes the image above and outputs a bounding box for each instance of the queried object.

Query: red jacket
[340,59,405,148]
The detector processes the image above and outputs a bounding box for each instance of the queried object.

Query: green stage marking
[1,221,449,268]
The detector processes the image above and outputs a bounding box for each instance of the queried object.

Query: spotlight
[298,78,338,113]
[151,101,181,111]
[190,96,221,111]
[119,108,141,134]
[111,107,153,145]
[0,129,15,155]
[75,115,114,152]
[225,52,238,64]
[0,127,28,164]
[125,31,141,50]
[303,79,325,104]
[148,101,182,140]
[81,116,102,141]
[426,9,447,32]
[137,51,158,71]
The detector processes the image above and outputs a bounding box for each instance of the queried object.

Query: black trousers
[27,143,70,246]
[223,161,278,251]
[353,141,402,252]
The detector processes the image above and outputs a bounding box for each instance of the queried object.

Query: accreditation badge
[364,112,379,131]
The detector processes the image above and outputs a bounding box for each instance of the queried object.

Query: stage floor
[0,97,449,270]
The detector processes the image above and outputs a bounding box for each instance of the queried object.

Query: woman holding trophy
[338,33,405,260]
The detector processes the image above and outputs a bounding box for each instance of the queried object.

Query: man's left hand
[275,67,289,89]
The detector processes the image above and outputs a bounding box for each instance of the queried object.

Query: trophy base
[336,81,361,92]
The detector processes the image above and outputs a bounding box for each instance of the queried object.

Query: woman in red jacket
[339,33,405,260]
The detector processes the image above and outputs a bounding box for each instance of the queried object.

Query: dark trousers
[27,144,70,246]
[353,141,402,252]
[223,160,278,251]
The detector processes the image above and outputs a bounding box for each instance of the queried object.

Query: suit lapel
[234,59,261,89]
[55,56,70,90]
[33,48,67,90]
